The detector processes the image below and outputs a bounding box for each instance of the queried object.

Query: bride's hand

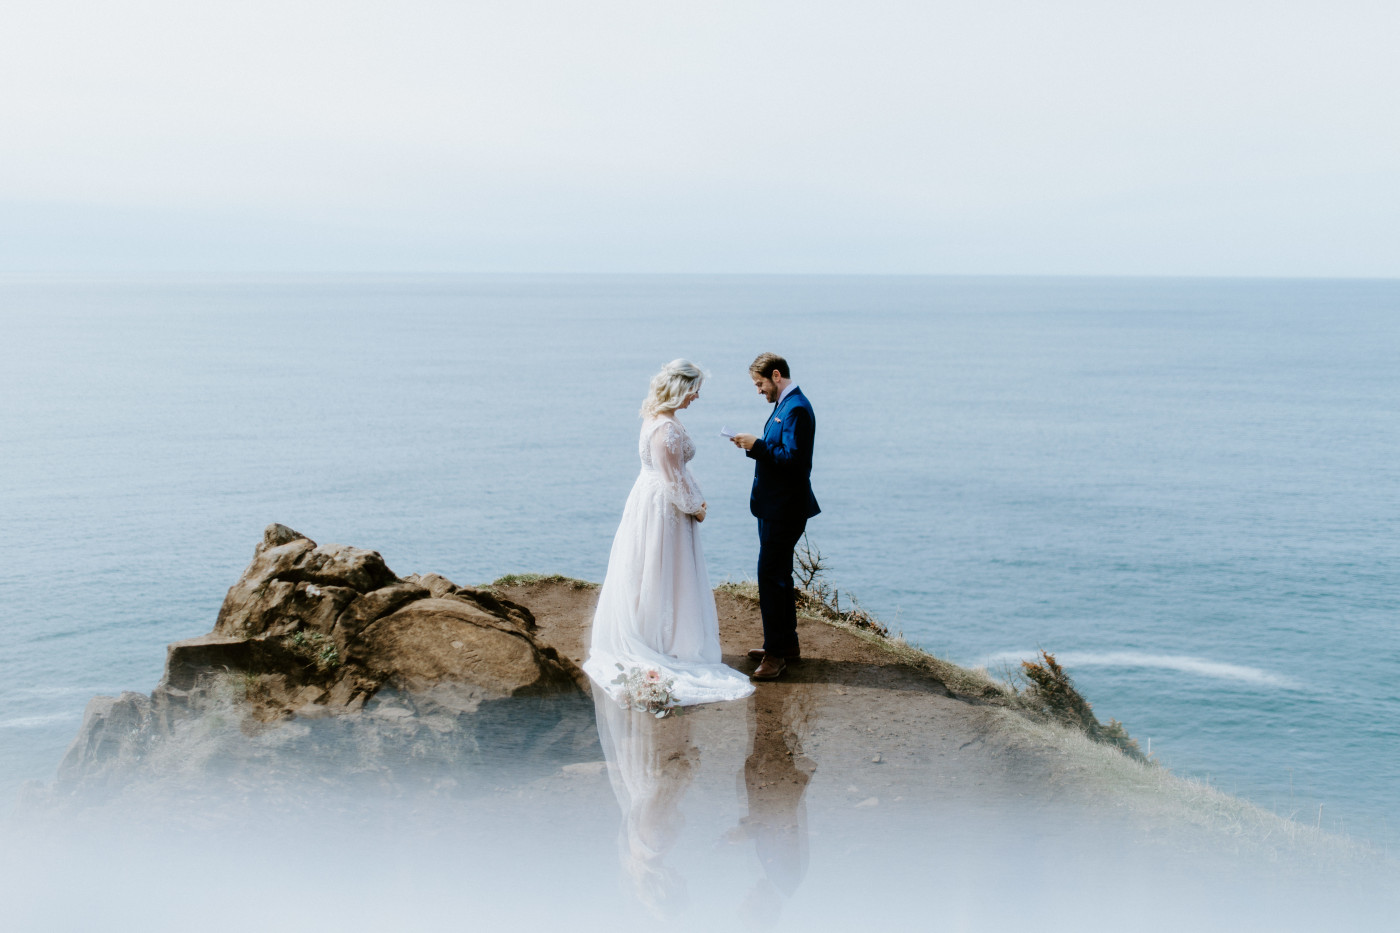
[694,503,707,522]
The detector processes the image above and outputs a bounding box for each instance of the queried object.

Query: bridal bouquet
[611,664,681,718]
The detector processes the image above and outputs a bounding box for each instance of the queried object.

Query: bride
[583,359,756,710]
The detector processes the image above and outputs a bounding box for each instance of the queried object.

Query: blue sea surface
[2,275,1397,846]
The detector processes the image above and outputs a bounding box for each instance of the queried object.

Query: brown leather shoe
[747,648,800,664]
[751,656,787,680]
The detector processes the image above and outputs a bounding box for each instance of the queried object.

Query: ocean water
[2,274,1397,847]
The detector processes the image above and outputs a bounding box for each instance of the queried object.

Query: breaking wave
[0,712,84,730]
[981,651,1298,689]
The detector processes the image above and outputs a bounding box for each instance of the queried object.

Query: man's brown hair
[748,352,790,380]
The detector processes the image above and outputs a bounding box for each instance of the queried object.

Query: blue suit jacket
[747,387,821,522]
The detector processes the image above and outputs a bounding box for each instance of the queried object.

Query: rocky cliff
[52,524,594,799]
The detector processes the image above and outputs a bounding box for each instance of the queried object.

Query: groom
[731,352,820,681]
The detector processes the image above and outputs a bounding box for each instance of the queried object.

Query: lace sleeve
[650,422,705,515]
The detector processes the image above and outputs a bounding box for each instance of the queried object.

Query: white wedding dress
[583,416,755,707]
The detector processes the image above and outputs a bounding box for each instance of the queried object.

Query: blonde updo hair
[641,359,706,418]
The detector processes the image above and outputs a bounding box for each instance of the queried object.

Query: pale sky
[2,1,1397,276]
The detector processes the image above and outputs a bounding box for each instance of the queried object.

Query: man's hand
[730,433,757,451]
[694,502,708,522]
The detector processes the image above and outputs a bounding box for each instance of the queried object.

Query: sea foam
[982,651,1298,689]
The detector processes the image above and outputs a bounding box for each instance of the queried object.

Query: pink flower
[644,669,662,684]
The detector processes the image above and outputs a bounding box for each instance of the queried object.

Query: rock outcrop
[189,522,581,711]
[53,525,593,797]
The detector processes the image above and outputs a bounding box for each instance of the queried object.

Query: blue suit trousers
[757,516,808,658]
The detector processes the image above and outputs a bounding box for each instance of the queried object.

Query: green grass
[715,579,760,600]
[283,630,341,670]
[487,573,598,590]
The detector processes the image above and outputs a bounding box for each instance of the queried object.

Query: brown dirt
[488,578,1382,876]
[496,579,1099,807]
